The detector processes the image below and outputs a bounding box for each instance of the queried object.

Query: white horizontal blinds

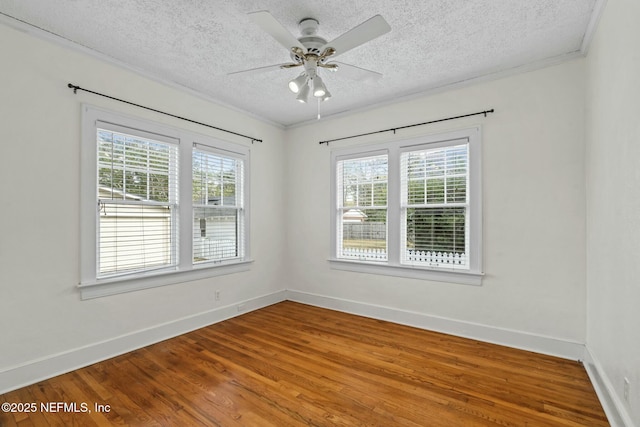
[97,128,179,277]
[337,154,388,261]
[400,143,469,269]
[192,147,244,264]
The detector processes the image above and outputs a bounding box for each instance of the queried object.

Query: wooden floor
[1,301,608,426]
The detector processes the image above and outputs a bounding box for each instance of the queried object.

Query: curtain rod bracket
[67,83,262,144]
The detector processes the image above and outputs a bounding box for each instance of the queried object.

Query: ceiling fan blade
[331,62,383,83]
[248,11,305,52]
[322,15,391,58]
[228,63,294,76]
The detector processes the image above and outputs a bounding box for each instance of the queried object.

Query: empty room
[0,0,638,426]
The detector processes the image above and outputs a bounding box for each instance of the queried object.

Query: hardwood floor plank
[230,318,560,425]
[0,301,608,426]
[249,304,600,424]
[197,323,481,426]
[232,309,592,425]
[198,324,470,425]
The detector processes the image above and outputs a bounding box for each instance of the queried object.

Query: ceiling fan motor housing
[292,17,328,60]
[299,17,319,36]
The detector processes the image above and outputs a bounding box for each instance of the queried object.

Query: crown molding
[580,0,608,55]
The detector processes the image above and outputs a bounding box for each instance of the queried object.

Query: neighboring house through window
[80,105,251,299]
[192,145,246,264]
[336,153,388,261]
[97,125,179,276]
[330,127,483,285]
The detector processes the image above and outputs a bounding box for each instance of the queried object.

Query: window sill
[328,258,483,286]
[79,259,253,300]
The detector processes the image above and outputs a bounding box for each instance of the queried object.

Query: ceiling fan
[230,11,391,103]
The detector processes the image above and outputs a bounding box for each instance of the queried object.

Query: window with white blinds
[97,126,179,277]
[336,154,388,261]
[192,147,245,264]
[400,143,469,269]
[81,105,252,298]
[330,127,482,285]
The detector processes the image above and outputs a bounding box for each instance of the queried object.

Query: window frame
[192,143,247,265]
[335,149,389,262]
[95,122,180,278]
[329,127,483,285]
[80,105,251,299]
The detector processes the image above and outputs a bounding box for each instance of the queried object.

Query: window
[80,105,251,299]
[192,146,245,263]
[97,125,179,277]
[330,128,482,285]
[336,153,388,261]
[400,143,469,269]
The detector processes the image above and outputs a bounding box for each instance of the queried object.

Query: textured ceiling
[1,0,597,126]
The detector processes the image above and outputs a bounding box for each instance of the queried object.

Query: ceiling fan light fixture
[312,75,327,98]
[289,73,308,93]
[239,11,390,112]
[296,81,311,103]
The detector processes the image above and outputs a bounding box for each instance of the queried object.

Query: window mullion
[387,147,400,265]
[178,139,192,271]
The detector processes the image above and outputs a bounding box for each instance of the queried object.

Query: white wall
[7,10,637,423]
[285,59,587,346]
[586,0,640,424]
[0,22,287,381]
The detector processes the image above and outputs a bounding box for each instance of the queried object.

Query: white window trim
[329,127,483,286]
[80,104,251,299]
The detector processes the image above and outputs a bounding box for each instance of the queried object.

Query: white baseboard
[286,290,585,360]
[583,347,636,427]
[0,290,287,395]
[4,288,626,427]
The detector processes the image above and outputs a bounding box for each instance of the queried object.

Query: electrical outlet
[624,377,630,403]
[215,290,221,301]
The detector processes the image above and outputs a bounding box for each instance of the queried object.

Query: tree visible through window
[402,144,469,268]
[192,148,245,263]
[97,128,178,276]
[81,106,252,298]
[331,128,482,283]
[336,154,388,261]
